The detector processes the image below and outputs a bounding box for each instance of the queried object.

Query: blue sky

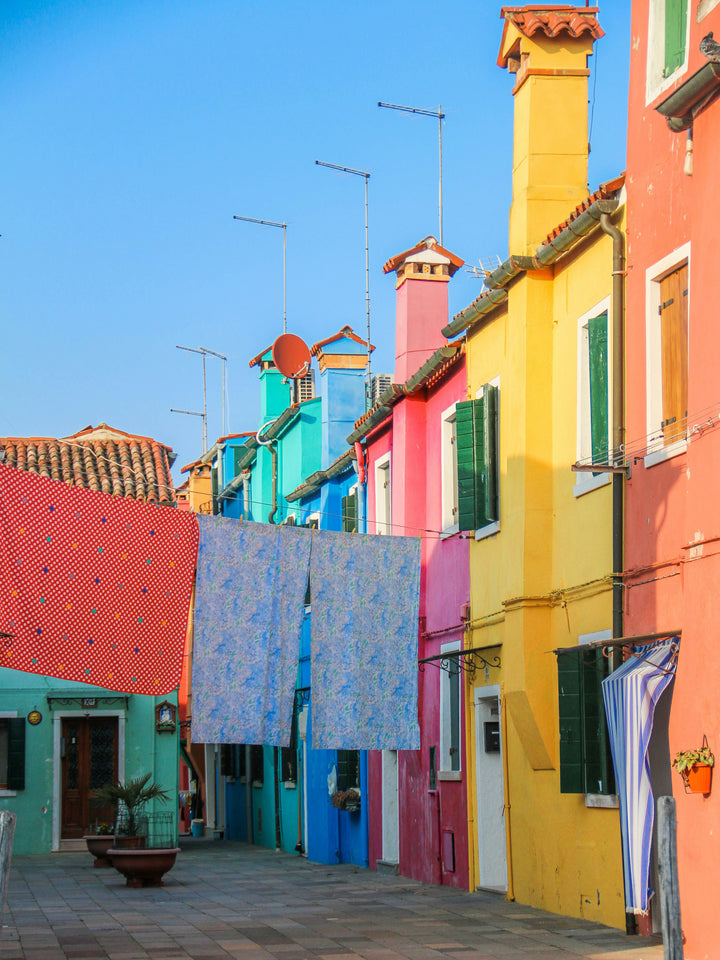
[1,1,630,479]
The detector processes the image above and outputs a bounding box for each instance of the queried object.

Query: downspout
[599,213,625,671]
[256,421,279,524]
[244,744,254,844]
[354,441,366,531]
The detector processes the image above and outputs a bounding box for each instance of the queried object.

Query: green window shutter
[558,655,584,793]
[211,466,219,515]
[7,717,26,791]
[588,312,609,467]
[342,492,357,533]
[558,649,615,795]
[664,0,687,77]
[482,384,499,524]
[456,399,480,532]
[448,662,461,771]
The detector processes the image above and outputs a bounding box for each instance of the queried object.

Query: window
[0,715,25,792]
[301,513,319,530]
[249,745,264,785]
[441,404,459,533]
[280,746,297,783]
[558,633,616,796]
[220,744,238,779]
[646,248,690,464]
[439,642,461,773]
[374,453,391,534]
[646,0,690,100]
[575,302,610,496]
[336,750,360,790]
[456,381,499,537]
[342,486,358,533]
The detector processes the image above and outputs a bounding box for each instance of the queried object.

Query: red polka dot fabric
[0,463,198,694]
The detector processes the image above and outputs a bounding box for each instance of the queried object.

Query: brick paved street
[0,840,663,960]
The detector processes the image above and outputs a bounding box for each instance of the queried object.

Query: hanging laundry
[0,462,198,694]
[310,529,421,750]
[191,516,311,747]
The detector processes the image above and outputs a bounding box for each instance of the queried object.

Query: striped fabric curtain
[601,637,679,913]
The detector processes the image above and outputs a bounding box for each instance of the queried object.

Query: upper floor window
[646,246,690,465]
[342,485,358,533]
[647,0,690,101]
[575,301,611,496]
[441,404,459,534]
[456,381,500,539]
[374,454,391,534]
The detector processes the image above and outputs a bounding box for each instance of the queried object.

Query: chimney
[383,236,464,382]
[311,326,370,468]
[498,5,604,253]
[248,345,292,420]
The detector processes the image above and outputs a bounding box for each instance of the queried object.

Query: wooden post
[657,796,683,960]
[0,811,16,922]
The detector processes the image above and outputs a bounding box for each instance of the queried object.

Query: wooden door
[61,717,118,838]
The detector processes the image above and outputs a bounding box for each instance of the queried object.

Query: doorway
[60,716,118,838]
[474,686,507,892]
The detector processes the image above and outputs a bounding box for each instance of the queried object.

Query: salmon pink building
[348,236,471,887]
[625,0,720,952]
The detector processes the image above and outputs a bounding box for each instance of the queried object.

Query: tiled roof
[543,173,625,244]
[383,236,464,275]
[310,325,373,356]
[0,423,177,505]
[498,6,603,66]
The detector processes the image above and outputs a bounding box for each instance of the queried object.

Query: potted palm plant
[672,741,714,795]
[93,772,170,847]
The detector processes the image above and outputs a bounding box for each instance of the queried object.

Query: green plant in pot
[672,745,714,774]
[93,773,170,845]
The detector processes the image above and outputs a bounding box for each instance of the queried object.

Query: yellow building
[444,7,627,928]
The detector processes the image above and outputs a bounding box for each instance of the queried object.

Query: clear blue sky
[1,1,629,480]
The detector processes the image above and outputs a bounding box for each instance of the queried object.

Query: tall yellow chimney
[498,6,604,254]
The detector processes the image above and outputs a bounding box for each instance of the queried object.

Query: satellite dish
[272,333,311,379]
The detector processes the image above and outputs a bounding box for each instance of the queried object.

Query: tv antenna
[174,345,228,451]
[315,160,372,411]
[233,215,287,334]
[378,101,445,245]
[170,407,208,454]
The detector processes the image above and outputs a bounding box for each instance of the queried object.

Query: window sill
[437,770,462,782]
[585,793,618,809]
[283,781,297,790]
[475,521,500,542]
[0,789,17,798]
[441,524,460,540]
[252,780,264,789]
[644,438,687,469]
[573,472,610,498]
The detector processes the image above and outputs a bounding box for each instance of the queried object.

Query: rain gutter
[655,61,720,132]
[346,344,463,445]
[286,448,357,503]
[442,197,620,338]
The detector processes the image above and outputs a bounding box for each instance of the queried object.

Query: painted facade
[0,424,180,855]
[348,236,471,888]
[445,8,627,925]
[625,0,720,952]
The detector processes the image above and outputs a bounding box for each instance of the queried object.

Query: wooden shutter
[211,466,219,515]
[341,492,357,533]
[664,0,688,77]
[456,388,499,532]
[481,384,499,525]
[588,312,609,466]
[660,263,688,443]
[448,662,461,771]
[558,649,615,795]
[7,717,26,791]
[456,399,480,532]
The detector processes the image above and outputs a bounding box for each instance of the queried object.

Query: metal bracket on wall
[418,646,501,679]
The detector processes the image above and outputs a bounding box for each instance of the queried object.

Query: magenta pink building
[348,236,470,887]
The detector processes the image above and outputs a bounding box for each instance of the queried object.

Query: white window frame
[439,640,462,779]
[441,402,459,535]
[305,511,320,529]
[474,378,501,541]
[646,0,691,104]
[0,710,18,797]
[374,453,392,535]
[574,297,612,498]
[645,242,691,468]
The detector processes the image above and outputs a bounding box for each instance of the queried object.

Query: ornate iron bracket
[418,646,501,679]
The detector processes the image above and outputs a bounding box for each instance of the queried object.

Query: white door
[474,687,507,892]
[381,749,399,864]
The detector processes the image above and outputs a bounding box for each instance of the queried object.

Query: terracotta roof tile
[542,173,625,245]
[310,325,373,356]
[498,5,604,66]
[383,236,464,275]
[0,423,177,505]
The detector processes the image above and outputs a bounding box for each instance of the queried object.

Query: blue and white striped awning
[601,636,679,914]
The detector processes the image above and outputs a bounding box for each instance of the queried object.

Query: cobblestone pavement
[1,840,663,960]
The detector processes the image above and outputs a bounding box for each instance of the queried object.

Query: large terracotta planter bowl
[83,835,115,868]
[106,847,180,887]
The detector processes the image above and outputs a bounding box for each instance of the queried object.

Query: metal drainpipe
[256,422,279,524]
[599,213,625,671]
